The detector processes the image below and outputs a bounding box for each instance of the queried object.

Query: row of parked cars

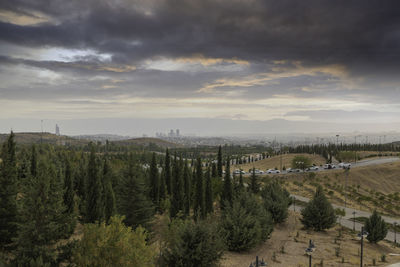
[230,162,352,175]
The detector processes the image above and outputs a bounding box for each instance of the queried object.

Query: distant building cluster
[156,129,181,138]
[55,124,60,136]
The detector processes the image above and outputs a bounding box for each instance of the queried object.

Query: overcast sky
[1,0,400,136]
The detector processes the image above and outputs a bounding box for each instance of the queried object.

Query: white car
[338,162,351,169]
[266,169,280,174]
[323,164,336,169]
[306,166,319,171]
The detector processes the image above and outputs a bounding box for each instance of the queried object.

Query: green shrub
[365,210,388,243]
[261,180,291,223]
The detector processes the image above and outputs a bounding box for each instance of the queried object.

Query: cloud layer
[1,0,400,134]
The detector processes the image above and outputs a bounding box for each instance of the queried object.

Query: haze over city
[1,0,400,135]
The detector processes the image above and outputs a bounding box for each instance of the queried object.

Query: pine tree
[239,170,244,190]
[301,185,336,231]
[250,167,259,194]
[205,166,213,215]
[85,145,103,223]
[365,210,388,243]
[118,156,154,229]
[183,159,191,217]
[170,154,184,218]
[193,158,205,220]
[15,161,68,265]
[103,158,116,223]
[261,180,291,223]
[149,152,160,206]
[165,149,172,195]
[221,157,232,210]
[64,159,75,215]
[74,153,87,218]
[217,146,223,178]
[0,132,18,250]
[30,145,37,177]
[159,166,167,201]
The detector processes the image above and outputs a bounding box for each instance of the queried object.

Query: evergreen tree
[149,152,160,206]
[239,170,244,190]
[159,166,167,201]
[301,185,336,231]
[365,210,388,243]
[217,146,223,178]
[85,145,103,223]
[221,191,273,251]
[170,154,184,218]
[0,132,18,250]
[250,167,259,194]
[74,153,87,217]
[30,145,37,177]
[118,156,154,229]
[183,159,191,217]
[15,161,68,265]
[165,149,172,195]
[221,157,232,210]
[211,162,217,178]
[261,180,291,223]
[103,158,116,223]
[205,166,213,215]
[193,158,205,220]
[64,159,75,215]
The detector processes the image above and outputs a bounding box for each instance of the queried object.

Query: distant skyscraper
[169,129,174,137]
[55,124,60,136]
[176,129,180,137]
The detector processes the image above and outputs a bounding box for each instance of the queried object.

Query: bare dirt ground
[221,211,400,267]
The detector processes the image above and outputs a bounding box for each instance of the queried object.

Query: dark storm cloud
[1,0,400,71]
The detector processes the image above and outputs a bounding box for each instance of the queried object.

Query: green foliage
[72,215,155,267]
[149,152,160,206]
[220,191,273,251]
[118,157,154,229]
[85,145,103,223]
[221,157,232,210]
[165,149,172,195]
[170,155,184,218]
[365,210,388,243]
[183,160,191,217]
[205,166,213,215]
[162,219,224,267]
[0,132,18,249]
[217,145,223,178]
[291,155,311,169]
[301,185,336,231]
[103,159,116,223]
[261,180,291,223]
[193,158,205,220]
[14,161,69,266]
[250,167,259,194]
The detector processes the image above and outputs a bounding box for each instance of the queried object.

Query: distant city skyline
[1,1,400,134]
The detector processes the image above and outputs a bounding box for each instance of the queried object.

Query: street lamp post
[394,222,397,244]
[352,211,356,231]
[249,256,266,267]
[357,226,368,267]
[344,166,350,209]
[305,239,315,267]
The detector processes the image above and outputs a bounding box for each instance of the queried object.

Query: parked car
[323,164,336,169]
[338,162,351,169]
[266,169,280,174]
[306,166,319,171]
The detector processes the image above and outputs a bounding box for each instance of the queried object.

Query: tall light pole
[358,227,368,267]
[352,211,356,231]
[336,134,340,147]
[394,222,397,244]
[305,239,315,267]
[344,166,350,209]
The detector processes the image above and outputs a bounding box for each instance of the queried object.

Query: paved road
[291,194,400,243]
[240,156,400,176]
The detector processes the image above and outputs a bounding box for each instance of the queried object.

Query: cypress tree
[15,161,68,265]
[30,145,37,177]
[221,157,232,210]
[239,170,244,190]
[205,166,213,215]
[250,167,259,194]
[211,162,217,178]
[149,152,160,206]
[183,159,191,217]
[159,166,167,201]
[194,158,205,220]
[74,153,87,217]
[64,159,75,215]
[0,132,18,250]
[170,154,184,218]
[85,145,103,223]
[103,158,116,223]
[217,145,223,178]
[118,155,154,229]
[165,149,172,195]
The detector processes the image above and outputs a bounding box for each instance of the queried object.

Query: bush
[301,186,336,231]
[291,155,311,169]
[72,215,155,267]
[365,210,388,243]
[220,191,273,251]
[162,219,224,267]
[261,180,291,223]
